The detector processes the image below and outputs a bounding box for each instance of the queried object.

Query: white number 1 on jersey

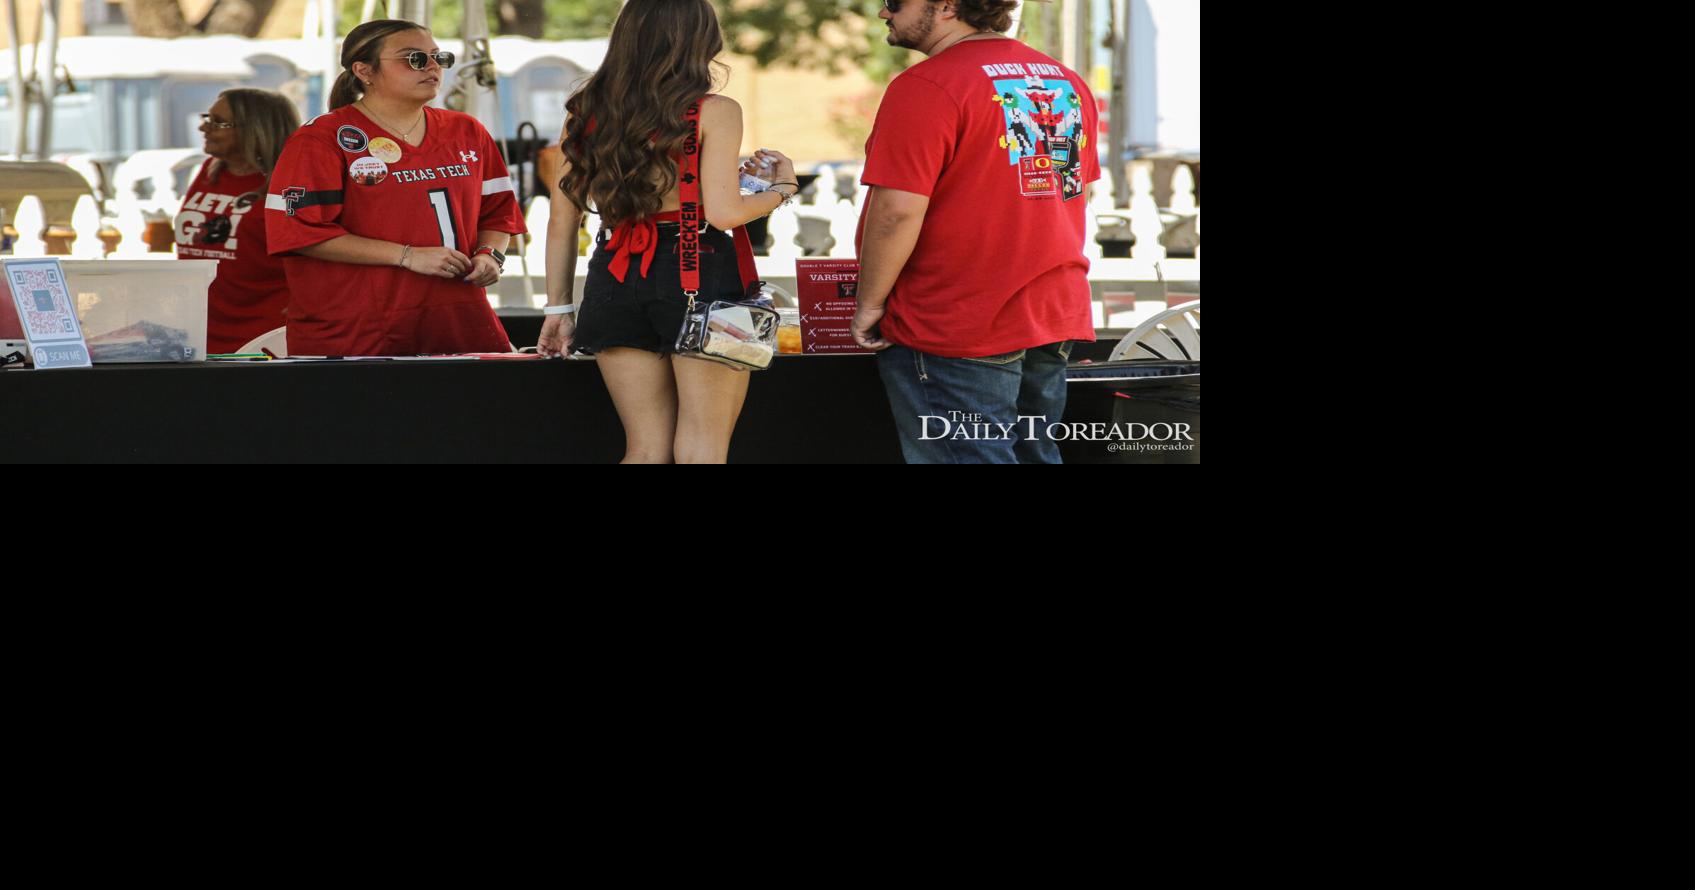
[428,189,456,251]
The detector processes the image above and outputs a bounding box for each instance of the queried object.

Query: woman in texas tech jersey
[265,19,526,356]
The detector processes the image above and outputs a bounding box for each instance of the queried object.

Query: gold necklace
[359,101,426,142]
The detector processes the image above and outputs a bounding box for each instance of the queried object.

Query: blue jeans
[876,341,1074,464]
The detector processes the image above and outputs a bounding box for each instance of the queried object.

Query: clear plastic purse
[674,287,781,371]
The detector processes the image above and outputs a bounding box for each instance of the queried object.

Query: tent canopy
[0,35,606,83]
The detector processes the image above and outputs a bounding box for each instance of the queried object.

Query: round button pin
[367,137,403,164]
[349,156,389,186]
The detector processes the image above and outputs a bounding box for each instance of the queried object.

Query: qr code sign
[12,267,74,334]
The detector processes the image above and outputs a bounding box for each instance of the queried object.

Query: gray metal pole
[1062,0,1092,75]
[1109,0,1131,208]
[321,0,337,114]
[1079,0,1093,76]
[1061,0,1078,70]
[6,0,29,158]
[37,0,59,159]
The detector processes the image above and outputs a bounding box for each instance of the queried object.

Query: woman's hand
[538,313,576,357]
[463,253,502,288]
[750,149,796,187]
[404,246,473,279]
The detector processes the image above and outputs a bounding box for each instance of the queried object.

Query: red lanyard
[680,100,759,301]
[680,101,703,298]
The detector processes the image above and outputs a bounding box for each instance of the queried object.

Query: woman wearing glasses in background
[265,19,526,356]
[175,88,300,355]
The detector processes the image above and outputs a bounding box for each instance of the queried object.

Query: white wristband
[543,304,576,316]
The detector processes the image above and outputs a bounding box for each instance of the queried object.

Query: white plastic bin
[59,260,214,363]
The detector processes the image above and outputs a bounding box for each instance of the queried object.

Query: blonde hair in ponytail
[331,18,429,109]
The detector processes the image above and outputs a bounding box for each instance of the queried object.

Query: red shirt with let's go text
[176,161,289,354]
[858,38,1100,358]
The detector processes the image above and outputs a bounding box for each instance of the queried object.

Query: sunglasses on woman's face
[392,50,455,70]
[200,113,236,130]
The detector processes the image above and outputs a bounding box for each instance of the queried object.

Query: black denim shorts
[574,223,747,356]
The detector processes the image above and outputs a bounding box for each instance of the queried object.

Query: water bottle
[739,154,777,195]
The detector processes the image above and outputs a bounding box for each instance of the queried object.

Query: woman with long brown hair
[264,19,527,356]
[538,0,798,464]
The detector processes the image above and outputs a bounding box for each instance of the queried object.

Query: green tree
[123,0,281,37]
[338,0,623,40]
[715,1,912,84]
[530,0,624,38]
[333,1,917,83]
[381,1,911,82]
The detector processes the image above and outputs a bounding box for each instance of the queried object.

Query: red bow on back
[605,218,656,284]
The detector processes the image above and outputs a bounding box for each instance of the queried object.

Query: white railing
[511,157,1197,268]
[3,195,173,258]
[7,155,1198,331]
[3,150,203,259]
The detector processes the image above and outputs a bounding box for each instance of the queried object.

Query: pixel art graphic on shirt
[990,72,1088,201]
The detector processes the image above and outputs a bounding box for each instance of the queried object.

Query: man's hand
[852,304,892,351]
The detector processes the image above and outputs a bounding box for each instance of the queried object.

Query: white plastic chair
[110,149,206,212]
[1108,300,1200,362]
[236,326,289,358]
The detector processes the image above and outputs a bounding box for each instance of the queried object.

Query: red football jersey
[176,161,289,354]
[266,105,527,356]
[857,39,1099,358]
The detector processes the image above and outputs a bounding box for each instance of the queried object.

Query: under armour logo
[461,151,479,163]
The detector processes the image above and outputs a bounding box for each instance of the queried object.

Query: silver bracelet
[543,303,576,316]
[397,244,412,269]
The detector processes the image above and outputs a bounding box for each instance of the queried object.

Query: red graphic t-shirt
[858,38,1100,358]
[176,161,289,354]
[266,105,526,356]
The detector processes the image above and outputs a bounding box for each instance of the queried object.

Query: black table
[497,310,1125,363]
[2,356,906,463]
[4,336,1196,464]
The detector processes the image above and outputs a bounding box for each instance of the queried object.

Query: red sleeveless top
[598,97,757,290]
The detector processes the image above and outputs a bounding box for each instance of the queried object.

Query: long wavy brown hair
[560,0,727,227]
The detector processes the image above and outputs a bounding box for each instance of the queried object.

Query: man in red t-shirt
[854,0,1098,464]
